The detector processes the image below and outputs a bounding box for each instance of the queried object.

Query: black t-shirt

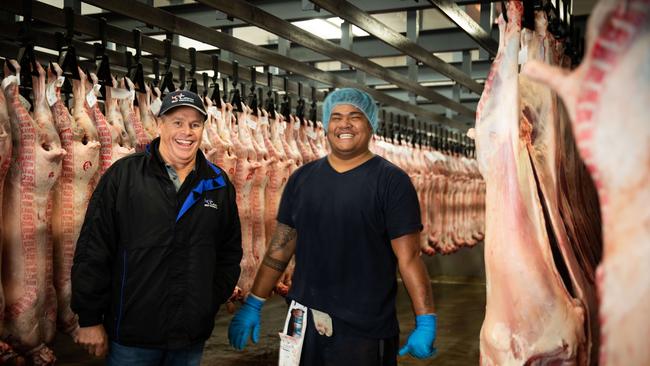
[277,155,422,338]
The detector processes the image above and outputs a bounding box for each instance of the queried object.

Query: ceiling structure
[0,0,596,130]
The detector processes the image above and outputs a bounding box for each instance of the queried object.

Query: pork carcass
[315,121,328,157]
[231,105,261,297]
[263,111,294,242]
[120,77,150,152]
[425,149,448,253]
[0,64,13,358]
[137,84,158,140]
[50,65,101,336]
[1,60,65,365]
[306,120,321,159]
[523,0,650,363]
[204,97,236,177]
[248,109,273,269]
[104,82,135,161]
[474,3,587,364]
[200,97,220,164]
[284,115,303,169]
[87,73,114,175]
[295,117,316,163]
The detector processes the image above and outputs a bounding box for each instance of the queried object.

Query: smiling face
[326,104,373,160]
[157,106,205,169]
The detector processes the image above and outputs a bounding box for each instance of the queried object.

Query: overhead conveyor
[0,0,320,102]
[80,0,465,128]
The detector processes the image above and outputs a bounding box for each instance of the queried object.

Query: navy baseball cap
[158,90,207,119]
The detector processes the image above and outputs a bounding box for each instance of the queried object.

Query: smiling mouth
[175,139,195,148]
[337,133,354,139]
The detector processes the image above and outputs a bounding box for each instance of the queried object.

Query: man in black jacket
[71,90,242,366]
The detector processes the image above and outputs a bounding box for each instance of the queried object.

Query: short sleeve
[385,170,423,239]
[276,172,296,227]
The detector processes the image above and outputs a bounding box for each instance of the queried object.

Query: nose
[337,116,353,127]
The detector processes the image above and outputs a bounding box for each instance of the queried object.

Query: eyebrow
[168,118,203,124]
[331,111,363,116]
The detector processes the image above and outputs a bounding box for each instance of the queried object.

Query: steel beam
[427,0,499,56]
[311,0,484,95]
[80,0,465,127]
[306,61,490,88]
[195,0,474,117]
[155,28,493,65]
[87,0,433,34]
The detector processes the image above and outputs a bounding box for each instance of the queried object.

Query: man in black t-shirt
[229,88,437,365]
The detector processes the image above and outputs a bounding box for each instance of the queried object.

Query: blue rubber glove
[399,314,437,359]
[228,295,265,350]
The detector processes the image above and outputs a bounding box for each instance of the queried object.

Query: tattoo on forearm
[268,223,297,254]
[262,255,289,272]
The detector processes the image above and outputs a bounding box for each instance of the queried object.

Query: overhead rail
[309,0,484,95]
[427,0,499,56]
[196,0,476,117]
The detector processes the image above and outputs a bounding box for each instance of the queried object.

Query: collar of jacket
[145,138,227,222]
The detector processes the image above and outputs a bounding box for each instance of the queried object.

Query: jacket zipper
[115,249,128,341]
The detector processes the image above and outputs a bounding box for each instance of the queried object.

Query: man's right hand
[228,295,265,350]
[74,324,109,357]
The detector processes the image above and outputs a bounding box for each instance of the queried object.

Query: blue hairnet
[322,88,378,133]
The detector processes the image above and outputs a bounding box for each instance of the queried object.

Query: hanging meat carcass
[284,114,303,169]
[87,73,115,175]
[137,83,159,141]
[104,79,135,161]
[201,97,220,164]
[263,111,294,242]
[518,10,601,363]
[1,60,65,365]
[523,0,650,363]
[208,98,237,178]
[0,60,13,358]
[231,104,261,298]
[295,116,316,163]
[120,77,150,152]
[50,65,101,336]
[250,109,274,265]
[474,3,588,364]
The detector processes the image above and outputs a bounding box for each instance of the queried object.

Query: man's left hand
[399,314,437,359]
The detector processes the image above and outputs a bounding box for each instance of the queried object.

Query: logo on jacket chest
[203,198,219,210]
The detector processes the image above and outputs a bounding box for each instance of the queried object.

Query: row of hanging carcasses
[0,57,484,364]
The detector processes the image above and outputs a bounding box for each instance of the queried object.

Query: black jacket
[71,138,242,349]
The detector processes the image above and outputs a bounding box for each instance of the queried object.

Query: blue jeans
[106,341,205,366]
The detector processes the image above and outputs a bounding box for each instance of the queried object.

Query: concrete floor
[50,279,486,366]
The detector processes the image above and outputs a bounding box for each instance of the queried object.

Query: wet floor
[51,279,486,366]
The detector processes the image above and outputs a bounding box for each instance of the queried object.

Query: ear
[156,116,163,133]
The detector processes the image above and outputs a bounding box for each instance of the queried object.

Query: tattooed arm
[250,222,297,298]
[392,232,435,315]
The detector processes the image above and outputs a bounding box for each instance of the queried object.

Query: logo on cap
[171,93,196,104]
